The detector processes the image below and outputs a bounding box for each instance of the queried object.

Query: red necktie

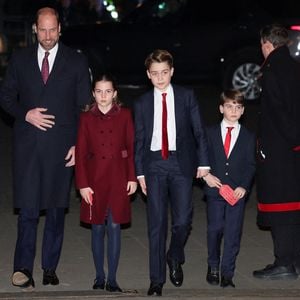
[41,51,50,84]
[224,126,234,158]
[161,92,168,160]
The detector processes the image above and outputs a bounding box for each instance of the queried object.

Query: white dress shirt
[37,43,58,73]
[150,84,176,151]
[221,119,240,156]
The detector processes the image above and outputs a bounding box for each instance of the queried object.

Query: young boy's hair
[144,49,173,70]
[220,89,244,106]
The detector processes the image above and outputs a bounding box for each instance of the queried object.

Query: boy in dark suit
[202,90,255,288]
[134,49,209,296]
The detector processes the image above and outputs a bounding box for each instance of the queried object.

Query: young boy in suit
[134,49,210,296]
[202,89,256,288]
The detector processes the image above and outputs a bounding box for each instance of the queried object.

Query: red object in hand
[89,192,93,205]
[219,184,239,206]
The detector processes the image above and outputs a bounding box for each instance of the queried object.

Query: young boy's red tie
[224,127,234,158]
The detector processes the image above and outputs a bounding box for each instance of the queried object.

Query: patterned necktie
[224,126,234,158]
[41,51,50,84]
[161,92,168,160]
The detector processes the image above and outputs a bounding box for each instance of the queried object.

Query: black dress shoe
[92,279,105,289]
[147,282,163,296]
[220,276,235,288]
[43,269,59,285]
[12,269,35,288]
[106,282,122,292]
[167,259,183,287]
[253,264,298,280]
[206,267,219,285]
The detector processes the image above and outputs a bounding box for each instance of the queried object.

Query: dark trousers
[271,224,300,267]
[146,152,193,284]
[14,207,65,274]
[91,211,121,285]
[206,195,245,278]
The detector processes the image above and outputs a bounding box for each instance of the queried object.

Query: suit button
[226,162,229,166]
[225,172,228,176]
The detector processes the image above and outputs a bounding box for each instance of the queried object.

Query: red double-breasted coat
[75,104,136,224]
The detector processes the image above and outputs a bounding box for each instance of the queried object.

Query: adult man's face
[35,10,61,51]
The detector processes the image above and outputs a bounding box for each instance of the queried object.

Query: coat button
[225,172,228,176]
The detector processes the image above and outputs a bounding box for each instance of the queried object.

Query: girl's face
[93,80,117,112]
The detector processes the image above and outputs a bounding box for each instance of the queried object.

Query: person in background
[0,7,91,289]
[203,89,256,288]
[75,73,137,292]
[253,23,300,280]
[134,49,209,296]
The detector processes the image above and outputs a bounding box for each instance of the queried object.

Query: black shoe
[106,282,122,292]
[147,282,163,296]
[12,269,35,288]
[220,276,235,288]
[206,266,219,285]
[43,269,59,285]
[253,264,298,280]
[167,259,183,287]
[92,279,105,289]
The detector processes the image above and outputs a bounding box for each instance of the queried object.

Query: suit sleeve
[189,90,210,167]
[125,109,137,182]
[0,52,28,120]
[134,99,145,176]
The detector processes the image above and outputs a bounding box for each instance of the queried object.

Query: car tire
[222,47,263,101]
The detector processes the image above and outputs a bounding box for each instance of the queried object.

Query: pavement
[0,86,300,299]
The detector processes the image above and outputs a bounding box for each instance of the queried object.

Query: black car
[60,0,300,101]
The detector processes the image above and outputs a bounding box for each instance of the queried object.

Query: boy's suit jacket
[204,124,256,196]
[134,84,209,177]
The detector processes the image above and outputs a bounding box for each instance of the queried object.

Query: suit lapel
[47,43,66,84]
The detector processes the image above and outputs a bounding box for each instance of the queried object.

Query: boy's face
[219,100,244,124]
[147,62,174,92]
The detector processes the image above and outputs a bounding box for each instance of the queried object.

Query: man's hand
[25,108,55,131]
[65,146,75,167]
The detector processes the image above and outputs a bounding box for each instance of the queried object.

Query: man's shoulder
[59,42,88,61]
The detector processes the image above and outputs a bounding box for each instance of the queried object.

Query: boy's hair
[145,49,173,70]
[220,89,244,106]
[260,23,289,48]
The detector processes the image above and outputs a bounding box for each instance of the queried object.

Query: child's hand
[79,187,94,205]
[127,181,138,195]
[234,187,246,199]
[203,173,222,188]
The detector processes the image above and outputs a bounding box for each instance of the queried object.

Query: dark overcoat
[75,104,136,225]
[0,42,91,209]
[256,45,300,226]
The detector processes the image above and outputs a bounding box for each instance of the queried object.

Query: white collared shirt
[221,119,240,156]
[150,84,176,151]
[37,43,58,73]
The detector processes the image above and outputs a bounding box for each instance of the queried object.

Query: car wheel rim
[232,63,261,100]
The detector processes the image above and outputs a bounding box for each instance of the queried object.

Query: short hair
[260,23,289,48]
[35,7,60,26]
[220,89,244,106]
[144,49,173,70]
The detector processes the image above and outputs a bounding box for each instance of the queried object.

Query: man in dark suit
[202,89,256,288]
[253,24,300,280]
[134,49,209,296]
[0,7,91,289]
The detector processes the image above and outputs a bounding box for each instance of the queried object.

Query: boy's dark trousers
[146,151,193,285]
[206,195,245,279]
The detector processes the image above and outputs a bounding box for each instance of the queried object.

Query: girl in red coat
[75,73,137,292]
